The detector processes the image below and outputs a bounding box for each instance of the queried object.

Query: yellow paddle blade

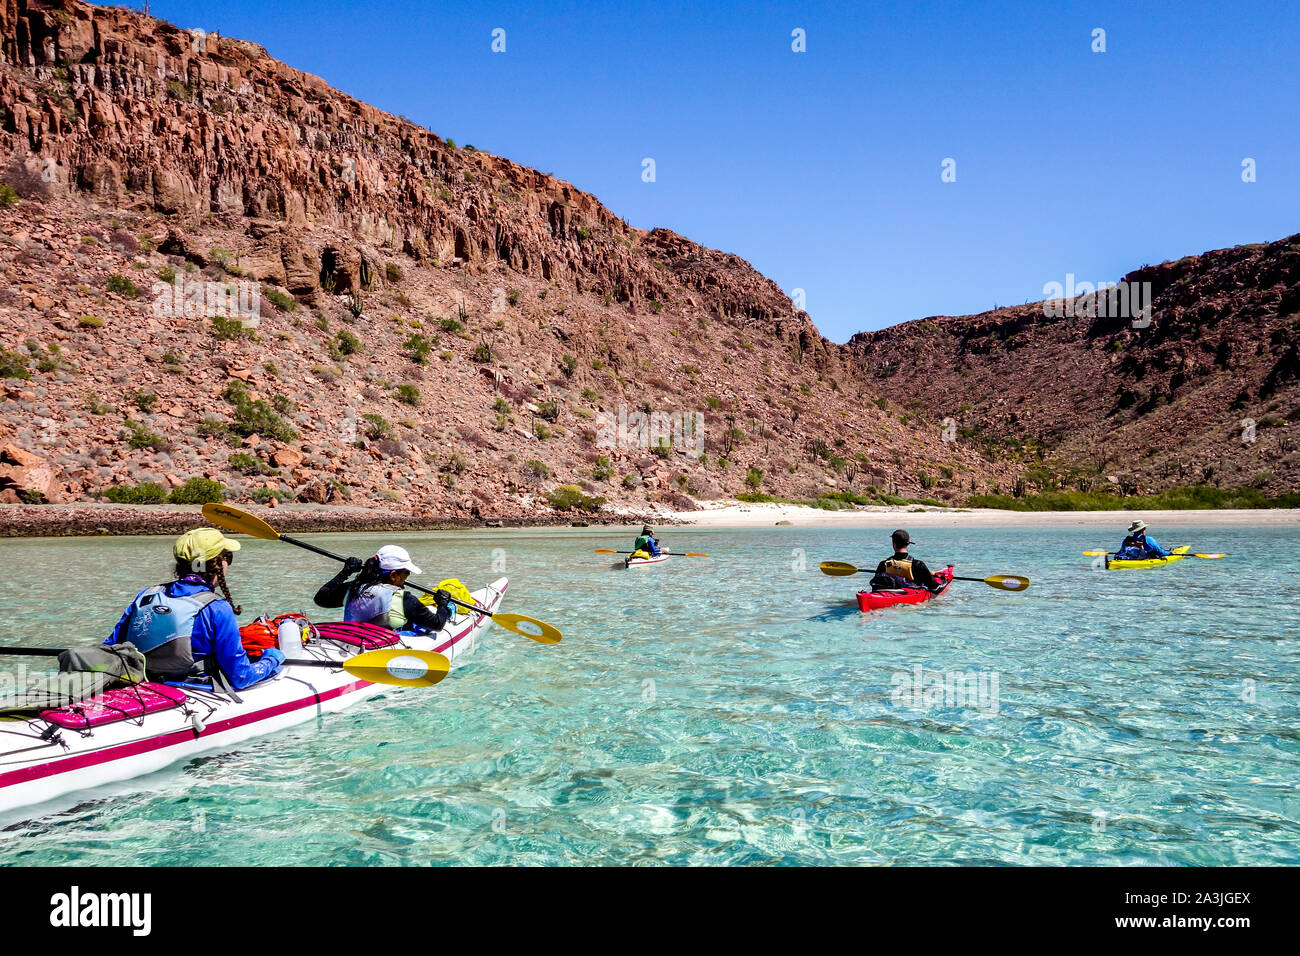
[340,648,450,687]
[1081,550,1108,556]
[491,612,562,645]
[593,549,618,554]
[418,596,562,644]
[203,502,281,541]
[819,561,862,576]
[986,574,1030,592]
[1193,552,1227,559]
[682,552,709,557]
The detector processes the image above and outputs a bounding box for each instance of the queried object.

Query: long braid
[213,564,242,616]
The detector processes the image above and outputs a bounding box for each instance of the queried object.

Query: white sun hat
[374,544,422,575]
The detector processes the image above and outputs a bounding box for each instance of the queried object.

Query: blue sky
[128,0,1299,340]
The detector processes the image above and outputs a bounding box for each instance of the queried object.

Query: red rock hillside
[0,0,1010,519]
[848,236,1300,496]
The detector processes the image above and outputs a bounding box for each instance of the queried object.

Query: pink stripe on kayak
[0,679,371,791]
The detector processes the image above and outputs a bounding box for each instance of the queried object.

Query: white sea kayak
[0,577,507,818]
[624,548,670,568]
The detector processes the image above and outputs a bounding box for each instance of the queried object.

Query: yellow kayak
[1106,545,1190,569]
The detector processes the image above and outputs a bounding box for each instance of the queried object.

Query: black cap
[891,529,911,549]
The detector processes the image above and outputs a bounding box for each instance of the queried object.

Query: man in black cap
[869,529,942,592]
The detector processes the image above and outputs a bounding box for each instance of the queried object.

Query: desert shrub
[396,384,420,405]
[745,466,764,490]
[362,413,392,440]
[0,349,30,380]
[472,343,492,363]
[0,184,18,206]
[263,287,298,312]
[404,333,432,364]
[439,316,462,333]
[386,263,403,282]
[220,380,299,442]
[84,391,113,414]
[168,477,226,504]
[132,390,158,412]
[525,459,551,478]
[78,315,104,328]
[546,484,605,512]
[334,330,362,357]
[533,421,551,440]
[593,456,614,481]
[101,482,169,504]
[124,420,168,451]
[250,487,293,504]
[536,400,561,422]
[197,417,234,441]
[228,452,266,475]
[211,316,256,341]
[106,275,138,298]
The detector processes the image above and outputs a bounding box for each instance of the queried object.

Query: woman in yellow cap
[101,528,283,690]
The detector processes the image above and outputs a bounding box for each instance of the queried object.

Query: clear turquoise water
[1,523,1298,865]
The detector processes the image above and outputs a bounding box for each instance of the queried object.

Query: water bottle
[278,618,304,657]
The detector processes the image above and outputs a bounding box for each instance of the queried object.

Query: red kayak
[856,566,954,612]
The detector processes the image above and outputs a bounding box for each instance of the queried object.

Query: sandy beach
[659,501,1300,528]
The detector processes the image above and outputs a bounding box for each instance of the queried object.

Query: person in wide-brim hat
[1115,519,1171,560]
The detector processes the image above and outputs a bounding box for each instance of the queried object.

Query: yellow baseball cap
[174,527,242,563]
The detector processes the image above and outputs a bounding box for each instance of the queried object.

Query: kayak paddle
[817,561,1030,592]
[201,503,562,644]
[593,549,710,557]
[1082,550,1226,559]
[0,646,451,688]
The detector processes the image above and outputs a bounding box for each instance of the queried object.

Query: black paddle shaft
[278,534,488,616]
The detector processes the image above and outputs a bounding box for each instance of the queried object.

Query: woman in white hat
[1115,520,1171,560]
[102,527,284,690]
[313,545,452,633]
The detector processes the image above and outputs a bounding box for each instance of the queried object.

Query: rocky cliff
[0,0,1002,516]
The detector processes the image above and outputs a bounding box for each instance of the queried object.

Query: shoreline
[661,501,1300,528]
[2,500,1298,538]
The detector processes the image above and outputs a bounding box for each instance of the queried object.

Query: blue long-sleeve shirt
[1116,533,1171,559]
[104,579,278,689]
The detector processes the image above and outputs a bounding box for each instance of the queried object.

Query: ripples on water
[1,523,1298,865]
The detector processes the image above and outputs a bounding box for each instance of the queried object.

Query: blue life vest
[125,584,221,676]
